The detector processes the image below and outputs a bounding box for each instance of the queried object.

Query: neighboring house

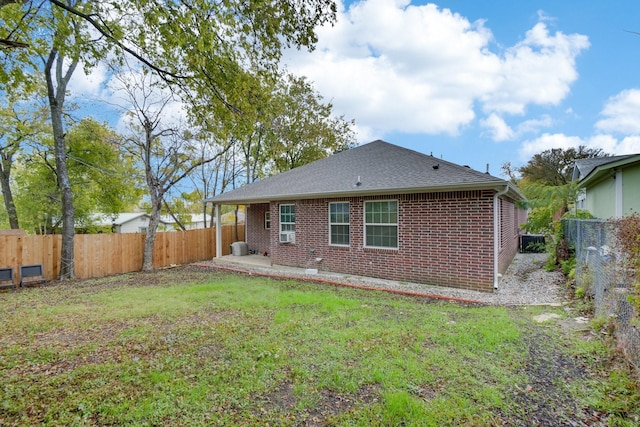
[161,213,218,230]
[85,213,223,233]
[87,213,171,233]
[205,140,526,292]
[221,210,245,226]
[572,154,640,218]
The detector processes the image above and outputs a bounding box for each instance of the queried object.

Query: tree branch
[47,0,186,81]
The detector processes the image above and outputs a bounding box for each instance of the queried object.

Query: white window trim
[328,201,350,247]
[363,200,399,250]
[279,204,295,233]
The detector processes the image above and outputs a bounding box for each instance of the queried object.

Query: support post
[215,204,222,258]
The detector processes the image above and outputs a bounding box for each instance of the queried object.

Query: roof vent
[432,164,439,170]
[355,176,362,186]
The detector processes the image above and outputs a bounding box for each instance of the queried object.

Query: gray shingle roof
[573,154,638,182]
[207,140,520,204]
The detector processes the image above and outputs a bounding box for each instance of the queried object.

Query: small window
[279,204,295,233]
[364,200,398,249]
[138,227,148,233]
[329,202,349,246]
[265,212,271,230]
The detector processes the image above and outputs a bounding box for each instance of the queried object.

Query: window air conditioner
[280,231,295,243]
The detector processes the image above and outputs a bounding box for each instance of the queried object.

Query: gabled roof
[206,140,523,204]
[573,154,640,186]
[160,213,215,225]
[87,213,151,227]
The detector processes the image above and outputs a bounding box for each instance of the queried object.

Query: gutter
[493,184,510,290]
[205,181,510,206]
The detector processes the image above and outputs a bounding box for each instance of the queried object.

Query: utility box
[519,234,545,253]
[231,241,248,256]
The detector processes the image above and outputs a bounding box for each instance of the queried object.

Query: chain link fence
[563,219,639,374]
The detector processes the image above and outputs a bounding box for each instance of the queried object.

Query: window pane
[280,205,295,233]
[330,202,349,223]
[281,223,295,232]
[365,201,397,224]
[365,225,397,248]
[364,201,397,248]
[331,224,349,245]
[330,203,349,245]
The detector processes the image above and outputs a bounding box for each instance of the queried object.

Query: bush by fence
[563,218,639,374]
[0,225,244,286]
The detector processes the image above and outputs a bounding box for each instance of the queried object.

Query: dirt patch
[499,319,606,427]
[253,380,381,426]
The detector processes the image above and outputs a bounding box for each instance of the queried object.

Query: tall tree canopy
[9,118,141,233]
[1,0,339,278]
[508,146,610,233]
[518,146,609,187]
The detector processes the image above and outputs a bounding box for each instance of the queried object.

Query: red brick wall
[246,203,271,255]
[498,196,520,276]
[260,191,498,292]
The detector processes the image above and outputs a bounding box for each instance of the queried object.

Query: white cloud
[284,1,589,138]
[481,113,553,142]
[595,89,640,134]
[516,115,554,135]
[612,136,640,154]
[519,132,640,160]
[480,113,514,141]
[519,133,584,159]
[68,61,109,99]
[481,23,590,114]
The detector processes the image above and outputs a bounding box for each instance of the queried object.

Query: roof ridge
[207,140,513,204]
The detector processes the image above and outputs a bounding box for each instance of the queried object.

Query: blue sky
[280,0,640,176]
[71,0,640,178]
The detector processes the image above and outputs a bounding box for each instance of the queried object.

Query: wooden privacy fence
[0,225,244,286]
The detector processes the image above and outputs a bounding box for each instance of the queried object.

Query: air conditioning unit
[280,231,295,243]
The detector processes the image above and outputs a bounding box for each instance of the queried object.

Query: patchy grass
[0,266,638,426]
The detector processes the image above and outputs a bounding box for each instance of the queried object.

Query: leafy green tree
[219,72,357,184]
[3,0,337,276]
[64,118,142,221]
[3,0,112,276]
[505,146,610,234]
[519,146,608,187]
[268,74,356,173]
[0,87,48,229]
[12,118,142,233]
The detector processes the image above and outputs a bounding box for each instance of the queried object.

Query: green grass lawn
[0,267,638,426]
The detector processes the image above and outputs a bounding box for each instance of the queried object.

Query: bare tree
[118,70,229,271]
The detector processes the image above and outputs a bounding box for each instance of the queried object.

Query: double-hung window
[329,202,349,246]
[364,200,398,249]
[279,204,295,233]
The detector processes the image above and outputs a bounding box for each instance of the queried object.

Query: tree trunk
[142,185,162,271]
[0,153,19,229]
[45,48,78,279]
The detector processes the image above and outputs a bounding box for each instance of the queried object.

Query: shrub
[610,214,640,314]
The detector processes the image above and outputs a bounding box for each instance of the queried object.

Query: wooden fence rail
[0,225,244,286]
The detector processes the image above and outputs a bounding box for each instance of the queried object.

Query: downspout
[493,185,510,289]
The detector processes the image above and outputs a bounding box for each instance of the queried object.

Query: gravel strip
[197,252,566,306]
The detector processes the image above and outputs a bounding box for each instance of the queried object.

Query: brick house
[206,140,526,292]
